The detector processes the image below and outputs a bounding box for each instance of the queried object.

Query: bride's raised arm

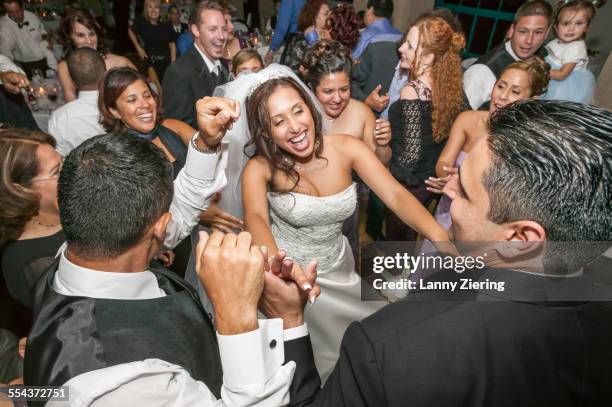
[335,134,449,244]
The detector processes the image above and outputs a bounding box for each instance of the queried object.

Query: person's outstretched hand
[195,96,240,148]
[195,231,264,335]
[364,84,390,112]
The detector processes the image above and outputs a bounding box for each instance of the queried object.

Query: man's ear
[501,220,547,242]
[190,23,200,39]
[507,24,515,40]
[487,221,546,263]
[152,212,172,244]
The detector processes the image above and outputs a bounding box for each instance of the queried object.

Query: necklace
[291,157,327,172]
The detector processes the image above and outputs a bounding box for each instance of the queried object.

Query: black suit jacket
[162,46,229,127]
[286,267,612,406]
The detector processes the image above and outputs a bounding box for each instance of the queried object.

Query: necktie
[212,66,221,85]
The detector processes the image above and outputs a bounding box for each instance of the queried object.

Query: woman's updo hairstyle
[301,39,352,90]
[503,56,551,96]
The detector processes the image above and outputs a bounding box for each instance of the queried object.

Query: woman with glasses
[0,129,64,308]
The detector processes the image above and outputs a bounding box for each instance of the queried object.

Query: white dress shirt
[0,54,24,74]
[48,91,106,156]
[463,41,519,110]
[0,10,57,68]
[194,42,222,75]
[48,250,307,406]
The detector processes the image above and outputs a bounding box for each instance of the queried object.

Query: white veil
[212,63,327,218]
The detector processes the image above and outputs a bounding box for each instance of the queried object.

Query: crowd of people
[1,0,611,405]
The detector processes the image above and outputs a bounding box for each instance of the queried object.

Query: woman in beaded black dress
[386,14,465,242]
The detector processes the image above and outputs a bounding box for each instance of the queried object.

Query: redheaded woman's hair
[411,15,465,143]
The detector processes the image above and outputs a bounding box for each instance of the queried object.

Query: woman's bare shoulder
[105,53,135,69]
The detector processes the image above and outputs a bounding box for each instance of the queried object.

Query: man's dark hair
[366,0,394,19]
[485,100,611,242]
[58,133,174,259]
[514,0,553,25]
[2,0,23,7]
[66,47,106,89]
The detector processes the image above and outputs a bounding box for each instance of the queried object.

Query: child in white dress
[543,0,603,103]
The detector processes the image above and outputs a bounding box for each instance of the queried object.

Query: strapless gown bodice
[267,183,357,273]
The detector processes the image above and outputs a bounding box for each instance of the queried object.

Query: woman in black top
[98,67,191,177]
[0,130,64,308]
[98,67,242,272]
[128,0,177,82]
[386,15,465,242]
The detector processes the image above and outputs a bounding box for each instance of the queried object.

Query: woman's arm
[57,60,77,102]
[549,62,577,81]
[162,118,195,145]
[170,42,176,63]
[359,101,392,164]
[128,27,147,60]
[435,111,469,178]
[338,135,448,242]
[242,158,279,253]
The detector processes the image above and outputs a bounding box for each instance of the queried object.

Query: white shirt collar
[76,90,99,104]
[53,250,166,300]
[194,42,221,74]
[505,41,520,61]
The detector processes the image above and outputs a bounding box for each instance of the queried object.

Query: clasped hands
[195,230,320,335]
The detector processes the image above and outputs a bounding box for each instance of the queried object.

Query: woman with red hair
[385,14,465,242]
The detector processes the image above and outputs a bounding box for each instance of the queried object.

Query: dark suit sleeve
[162,63,195,127]
[350,50,372,102]
[285,322,386,406]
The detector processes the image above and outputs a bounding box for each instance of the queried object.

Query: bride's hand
[195,96,240,148]
[198,193,244,232]
[260,247,320,304]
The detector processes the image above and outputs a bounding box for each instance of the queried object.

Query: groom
[201,100,612,405]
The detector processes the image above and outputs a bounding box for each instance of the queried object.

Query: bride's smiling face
[267,85,316,159]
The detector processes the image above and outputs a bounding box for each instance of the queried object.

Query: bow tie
[18,21,30,29]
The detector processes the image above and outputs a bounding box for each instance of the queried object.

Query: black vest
[24,260,222,401]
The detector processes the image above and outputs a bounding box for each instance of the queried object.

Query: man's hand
[374,118,392,146]
[259,249,319,329]
[195,96,240,148]
[195,231,264,335]
[199,193,244,232]
[364,84,390,112]
[0,71,29,94]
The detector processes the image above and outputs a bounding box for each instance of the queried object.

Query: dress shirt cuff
[283,323,308,341]
[184,139,229,181]
[217,319,285,390]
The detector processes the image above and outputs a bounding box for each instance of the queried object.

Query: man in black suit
[162,1,231,127]
[251,101,612,406]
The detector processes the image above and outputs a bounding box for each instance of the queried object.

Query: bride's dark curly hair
[245,77,325,193]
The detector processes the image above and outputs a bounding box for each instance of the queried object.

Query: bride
[238,67,449,378]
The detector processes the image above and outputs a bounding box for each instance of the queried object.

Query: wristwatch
[191,131,222,153]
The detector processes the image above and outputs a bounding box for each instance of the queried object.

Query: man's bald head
[67,47,106,90]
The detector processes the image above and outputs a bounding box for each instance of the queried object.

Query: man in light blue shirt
[264,0,305,64]
[352,0,402,60]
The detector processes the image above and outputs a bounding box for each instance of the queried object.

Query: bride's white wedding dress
[185,64,386,380]
[268,183,385,380]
